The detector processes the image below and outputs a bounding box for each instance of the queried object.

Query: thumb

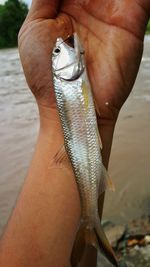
[27,0,60,20]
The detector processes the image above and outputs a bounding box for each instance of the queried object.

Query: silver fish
[52,33,118,267]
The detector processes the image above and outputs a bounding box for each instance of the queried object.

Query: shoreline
[100,215,150,267]
[0,35,150,237]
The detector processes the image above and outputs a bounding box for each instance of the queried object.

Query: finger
[27,0,60,20]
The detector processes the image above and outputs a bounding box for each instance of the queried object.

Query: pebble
[145,235,150,244]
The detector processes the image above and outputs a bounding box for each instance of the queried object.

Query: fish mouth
[53,34,85,81]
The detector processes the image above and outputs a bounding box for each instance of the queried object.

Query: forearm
[0,109,81,267]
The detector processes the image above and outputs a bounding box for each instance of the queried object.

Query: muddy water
[0,37,150,236]
[0,49,39,235]
[104,36,150,224]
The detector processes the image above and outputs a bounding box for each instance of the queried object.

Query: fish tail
[71,220,119,267]
[94,218,119,267]
[71,222,97,267]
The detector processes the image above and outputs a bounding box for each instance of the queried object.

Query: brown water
[104,36,150,224]
[0,49,39,235]
[0,37,150,236]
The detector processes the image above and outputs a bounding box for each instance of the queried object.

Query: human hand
[18,1,72,125]
[61,0,150,166]
[18,2,150,266]
[18,0,150,167]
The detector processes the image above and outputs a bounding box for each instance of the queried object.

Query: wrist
[34,104,64,163]
[37,102,116,168]
[38,103,63,139]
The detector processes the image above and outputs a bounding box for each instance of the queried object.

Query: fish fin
[54,145,68,165]
[98,129,103,149]
[94,98,102,149]
[94,97,101,117]
[82,80,89,112]
[99,165,115,196]
[96,127,103,149]
[102,165,115,192]
[71,220,119,267]
[95,218,119,267]
[71,222,98,267]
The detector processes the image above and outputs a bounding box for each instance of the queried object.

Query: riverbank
[99,215,150,267]
[0,37,150,239]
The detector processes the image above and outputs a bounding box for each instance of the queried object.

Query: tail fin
[95,220,119,267]
[71,221,119,267]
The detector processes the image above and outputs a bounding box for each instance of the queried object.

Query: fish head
[52,33,85,81]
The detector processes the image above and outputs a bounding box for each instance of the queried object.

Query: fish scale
[52,33,119,267]
[55,75,98,219]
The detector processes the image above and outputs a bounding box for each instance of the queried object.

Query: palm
[19,0,149,165]
[61,0,147,120]
[19,1,147,118]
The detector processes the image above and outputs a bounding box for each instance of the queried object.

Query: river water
[0,37,150,236]
[0,48,39,235]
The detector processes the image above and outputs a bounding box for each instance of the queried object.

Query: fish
[52,33,118,267]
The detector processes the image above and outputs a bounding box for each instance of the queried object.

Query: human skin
[0,1,150,267]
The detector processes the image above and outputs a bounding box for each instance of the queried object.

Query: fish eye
[53,46,61,56]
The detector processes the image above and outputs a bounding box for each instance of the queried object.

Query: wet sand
[0,37,150,236]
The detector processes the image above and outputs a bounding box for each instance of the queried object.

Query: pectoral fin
[53,144,73,171]
[93,97,101,117]
[54,145,67,164]
[98,165,115,196]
